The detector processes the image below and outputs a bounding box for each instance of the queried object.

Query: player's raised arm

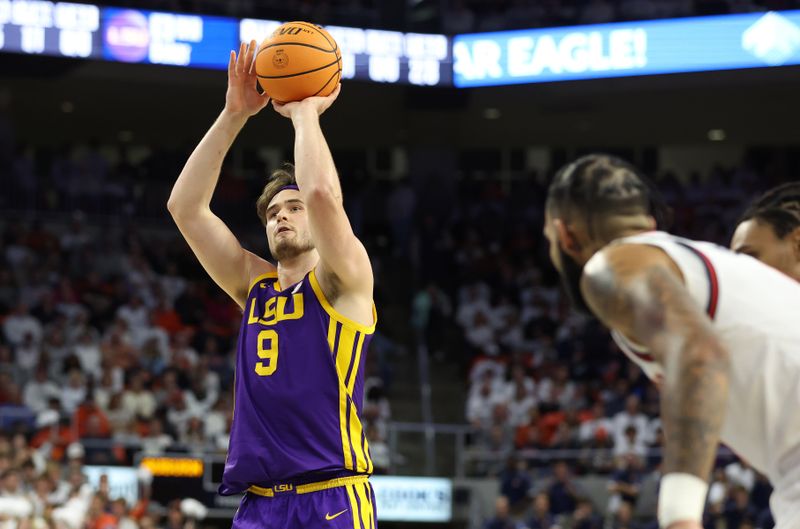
[272,85,374,300]
[580,244,730,529]
[167,41,273,308]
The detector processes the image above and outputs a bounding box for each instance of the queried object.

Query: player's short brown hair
[256,163,296,226]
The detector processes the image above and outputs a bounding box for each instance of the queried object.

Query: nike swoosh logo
[325,509,348,521]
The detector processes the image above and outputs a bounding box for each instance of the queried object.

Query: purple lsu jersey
[220,268,376,495]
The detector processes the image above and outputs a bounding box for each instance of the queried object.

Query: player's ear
[553,218,583,259]
[789,226,800,260]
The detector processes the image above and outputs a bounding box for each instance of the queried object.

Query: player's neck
[601,216,658,246]
[276,250,319,291]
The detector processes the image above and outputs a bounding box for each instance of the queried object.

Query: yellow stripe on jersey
[362,484,375,529]
[327,318,355,471]
[336,326,358,384]
[327,317,338,353]
[364,435,373,475]
[333,322,373,473]
[354,481,371,529]
[339,380,353,471]
[346,485,360,529]
[347,332,367,395]
[247,271,278,294]
[348,399,368,472]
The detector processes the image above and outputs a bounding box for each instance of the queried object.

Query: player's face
[543,211,593,315]
[731,219,800,281]
[265,189,315,261]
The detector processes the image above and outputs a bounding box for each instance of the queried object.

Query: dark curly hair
[546,153,671,238]
[738,182,800,238]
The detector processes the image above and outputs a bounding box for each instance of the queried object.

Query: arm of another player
[580,244,729,529]
[273,85,374,301]
[167,41,274,308]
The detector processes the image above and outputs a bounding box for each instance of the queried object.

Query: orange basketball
[255,22,342,103]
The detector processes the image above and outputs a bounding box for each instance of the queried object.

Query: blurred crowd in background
[1,135,793,528]
[81,0,800,33]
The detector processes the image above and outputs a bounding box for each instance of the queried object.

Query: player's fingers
[227,50,235,79]
[235,41,247,75]
[246,39,257,74]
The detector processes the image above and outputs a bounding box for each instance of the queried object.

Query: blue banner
[102,7,237,68]
[453,10,800,87]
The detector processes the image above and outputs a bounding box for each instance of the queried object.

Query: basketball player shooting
[167,41,378,529]
[543,155,800,529]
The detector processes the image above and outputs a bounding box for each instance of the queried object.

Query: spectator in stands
[605,500,637,529]
[724,486,758,529]
[607,454,643,514]
[3,302,43,347]
[499,456,531,511]
[1,467,25,498]
[203,397,229,450]
[726,459,756,492]
[578,401,613,446]
[539,365,576,411]
[121,371,157,421]
[550,408,583,449]
[180,416,206,453]
[366,423,391,475]
[184,377,216,418]
[0,381,32,432]
[411,282,452,360]
[468,372,504,431]
[363,383,391,440]
[480,411,515,475]
[528,492,555,529]
[611,396,649,450]
[707,467,730,513]
[613,425,647,460]
[141,417,173,456]
[485,495,524,529]
[548,460,581,516]
[60,369,88,415]
[22,365,59,415]
[14,332,40,383]
[570,498,603,529]
[110,497,139,529]
[73,328,102,380]
[166,391,192,439]
[506,377,537,428]
[515,406,543,450]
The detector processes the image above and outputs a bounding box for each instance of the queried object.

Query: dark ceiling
[3,53,799,149]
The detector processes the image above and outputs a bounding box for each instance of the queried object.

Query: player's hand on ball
[272,83,341,120]
[666,521,703,529]
[225,40,270,118]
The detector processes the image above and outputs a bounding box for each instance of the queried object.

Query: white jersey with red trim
[591,231,800,487]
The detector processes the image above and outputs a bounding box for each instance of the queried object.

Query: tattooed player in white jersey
[543,155,800,529]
